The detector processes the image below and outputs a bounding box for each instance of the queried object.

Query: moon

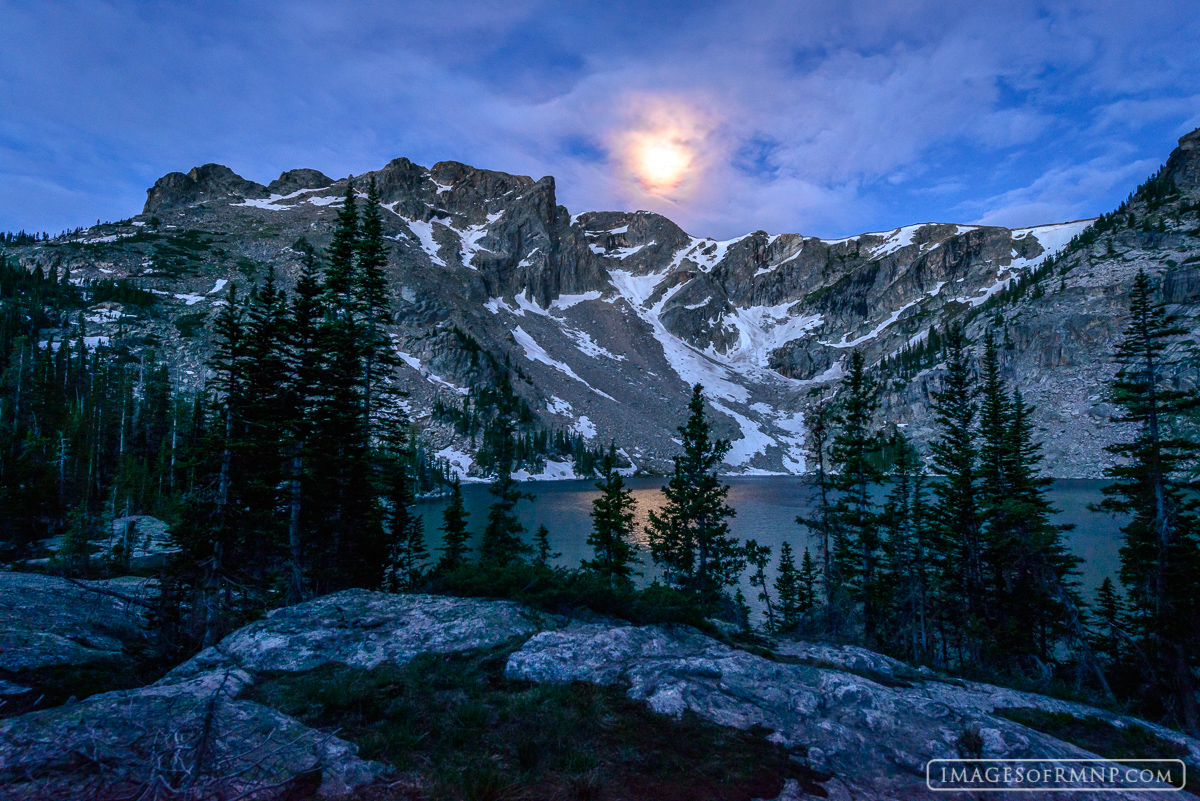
[630,131,693,193]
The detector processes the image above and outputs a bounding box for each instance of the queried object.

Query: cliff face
[11,127,1200,477]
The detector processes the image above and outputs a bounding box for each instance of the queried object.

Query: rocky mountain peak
[143,163,269,214]
[265,168,333,195]
[1165,125,1200,193]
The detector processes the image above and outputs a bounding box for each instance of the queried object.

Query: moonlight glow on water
[415,477,1125,618]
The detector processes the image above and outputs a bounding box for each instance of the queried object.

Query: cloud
[0,0,1198,239]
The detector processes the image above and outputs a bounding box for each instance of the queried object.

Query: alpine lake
[415,477,1125,615]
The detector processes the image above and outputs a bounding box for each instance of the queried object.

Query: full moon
[630,131,693,193]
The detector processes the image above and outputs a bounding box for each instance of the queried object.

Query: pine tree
[928,323,982,663]
[796,397,836,624]
[745,539,776,631]
[533,524,559,566]
[480,403,533,566]
[1094,577,1125,666]
[354,177,399,432]
[774,541,802,631]
[647,384,743,603]
[880,431,931,662]
[798,547,819,614]
[283,240,325,602]
[1099,269,1200,732]
[991,390,1083,667]
[583,453,641,586]
[436,478,471,573]
[827,350,883,638]
[325,179,358,300]
[383,431,426,592]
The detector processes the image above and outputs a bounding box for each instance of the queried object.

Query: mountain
[8,127,1200,478]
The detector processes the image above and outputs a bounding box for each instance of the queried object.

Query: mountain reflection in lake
[414,477,1125,614]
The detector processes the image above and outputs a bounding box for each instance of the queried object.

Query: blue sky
[2,1,1198,239]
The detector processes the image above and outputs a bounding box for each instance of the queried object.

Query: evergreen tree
[796,397,836,624]
[1099,269,1200,732]
[533,524,559,566]
[480,403,534,566]
[354,177,399,431]
[774,541,802,631]
[1094,577,1125,666]
[826,350,883,638]
[383,431,426,592]
[647,384,743,603]
[436,478,471,573]
[928,323,983,663]
[744,539,776,632]
[583,453,641,586]
[283,240,325,602]
[880,431,931,662]
[325,179,358,300]
[798,547,819,614]
[989,390,1083,668]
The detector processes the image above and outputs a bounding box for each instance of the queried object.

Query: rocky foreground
[0,574,1196,799]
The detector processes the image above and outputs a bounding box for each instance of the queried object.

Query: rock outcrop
[1,586,1196,799]
[143,163,269,213]
[266,167,333,195]
[0,572,152,680]
[0,666,382,799]
[0,589,555,799]
[171,589,555,675]
[508,622,1200,799]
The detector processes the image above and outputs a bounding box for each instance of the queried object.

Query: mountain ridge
[8,126,1200,478]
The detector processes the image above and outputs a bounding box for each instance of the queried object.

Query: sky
[1,1,1199,240]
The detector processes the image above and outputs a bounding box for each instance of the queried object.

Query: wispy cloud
[0,0,1197,238]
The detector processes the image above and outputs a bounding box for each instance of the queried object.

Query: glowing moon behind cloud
[630,131,693,193]
[617,98,709,197]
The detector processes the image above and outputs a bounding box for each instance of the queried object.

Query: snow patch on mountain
[403,219,448,266]
[609,269,750,403]
[550,291,602,310]
[513,459,577,481]
[512,326,616,401]
[710,401,775,467]
[573,416,597,440]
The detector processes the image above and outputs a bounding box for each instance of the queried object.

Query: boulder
[0,667,382,799]
[0,572,152,674]
[171,589,554,675]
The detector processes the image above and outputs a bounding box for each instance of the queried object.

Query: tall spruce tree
[992,389,1083,668]
[533,524,559,566]
[796,397,836,625]
[774,541,802,631]
[647,384,743,603]
[480,401,534,566]
[880,431,931,662]
[928,323,983,663]
[827,350,883,638]
[1099,269,1200,732]
[583,452,641,586]
[436,478,471,573]
[354,177,399,431]
[745,539,777,631]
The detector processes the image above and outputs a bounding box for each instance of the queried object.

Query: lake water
[414,478,1126,610]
